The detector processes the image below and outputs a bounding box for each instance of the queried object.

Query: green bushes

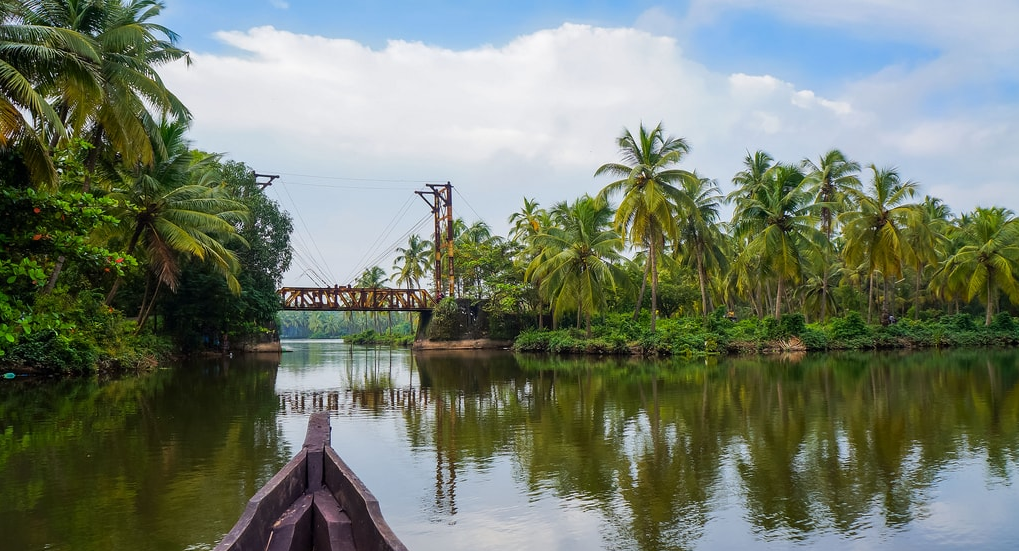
[512,308,1019,357]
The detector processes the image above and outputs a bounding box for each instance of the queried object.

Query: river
[1,341,1018,550]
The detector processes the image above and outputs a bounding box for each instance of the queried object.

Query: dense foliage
[0,1,291,372]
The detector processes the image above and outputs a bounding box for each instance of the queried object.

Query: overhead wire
[264,170,459,287]
[267,181,335,285]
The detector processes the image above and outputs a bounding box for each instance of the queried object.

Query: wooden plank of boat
[215,412,409,551]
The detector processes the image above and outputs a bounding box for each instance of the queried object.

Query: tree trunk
[650,239,659,332]
[882,274,892,325]
[986,279,994,326]
[633,258,650,321]
[820,260,829,323]
[774,277,783,319]
[42,255,66,294]
[135,281,162,334]
[867,272,875,324]
[914,264,923,319]
[696,248,709,320]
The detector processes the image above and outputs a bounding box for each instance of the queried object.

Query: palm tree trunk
[882,274,892,324]
[135,280,162,334]
[650,240,659,332]
[633,258,650,320]
[774,277,783,319]
[867,272,875,324]
[986,279,994,326]
[820,261,829,323]
[914,264,922,319]
[696,248,709,319]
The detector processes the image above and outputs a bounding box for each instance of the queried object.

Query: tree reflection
[335,349,1019,550]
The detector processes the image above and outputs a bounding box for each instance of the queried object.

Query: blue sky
[156,0,1019,286]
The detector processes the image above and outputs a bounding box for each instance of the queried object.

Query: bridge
[278,286,435,312]
[275,182,454,313]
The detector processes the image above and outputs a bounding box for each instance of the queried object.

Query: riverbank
[510,311,1019,357]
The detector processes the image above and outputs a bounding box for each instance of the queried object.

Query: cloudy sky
[157,1,1019,288]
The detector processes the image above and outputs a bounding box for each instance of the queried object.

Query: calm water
[2,342,1018,550]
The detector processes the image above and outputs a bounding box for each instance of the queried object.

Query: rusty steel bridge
[278,286,435,312]
[275,182,454,313]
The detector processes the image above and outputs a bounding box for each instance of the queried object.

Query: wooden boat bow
[215,412,409,551]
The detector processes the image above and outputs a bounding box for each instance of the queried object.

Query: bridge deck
[279,287,435,311]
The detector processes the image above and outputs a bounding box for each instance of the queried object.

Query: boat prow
[215,412,408,551]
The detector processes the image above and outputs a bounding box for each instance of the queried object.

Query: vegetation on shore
[6,2,1019,372]
[1,1,291,374]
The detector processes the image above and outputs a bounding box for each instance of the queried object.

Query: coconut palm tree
[840,165,919,324]
[801,149,860,321]
[903,196,950,317]
[391,234,432,290]
[595,122,693,332]
[526,195,624,336]
[0,0,100,183]
[356,266,387,288]
[939,207,1019,325]
[730,163,817,319]
[105,119,248,316]
[30,0,191,191]
[676,172,727,319]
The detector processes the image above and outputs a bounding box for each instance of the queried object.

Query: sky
[155,0,1019,288]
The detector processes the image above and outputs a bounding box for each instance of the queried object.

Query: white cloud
[159,21,1018,285]
[269,0,289,9]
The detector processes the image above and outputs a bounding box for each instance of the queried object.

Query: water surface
[1,343,1018,550]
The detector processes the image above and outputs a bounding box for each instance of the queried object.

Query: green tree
[840,165,918,324]
[0,0,100,183]
[526,195,624,336]
[802,149,860,322]
[356,266,387,288]
[595,122,694,332]
[391,234,432,290]
[939,207,1019,326]
[31,0,191,192]
[676,172,727,319]
[730,163,817,319]
[105,119,248,329]
[903,196,950,318]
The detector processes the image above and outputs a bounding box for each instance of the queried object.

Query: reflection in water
[2,345,1019,551]
[319,348,1019,551]
[0,354,287,551]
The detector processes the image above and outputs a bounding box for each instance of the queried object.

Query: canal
[2,342,1018,550]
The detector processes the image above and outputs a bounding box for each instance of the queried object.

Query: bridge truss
[279,286,435,312]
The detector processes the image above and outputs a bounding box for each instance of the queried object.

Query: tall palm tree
[903,196,950,317]
[730,163,816,318]
[31,0,191,191]
[939,207,1019,325]
[105,119,248,313]
[676,172,727,319]
[391,234,432,290]
[595,122,693,332]
[0,0,100,183]
[508,197,545,243]
[526,195,624,336]
[356,266,387,288]
[801,149,860,321]
[508,198,551,326]
[728,150,775,200]
[840,165,919,324]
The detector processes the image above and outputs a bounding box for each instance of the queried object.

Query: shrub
[780,313,806,337]
[828,311,870,341]
[990,312,1015,332]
